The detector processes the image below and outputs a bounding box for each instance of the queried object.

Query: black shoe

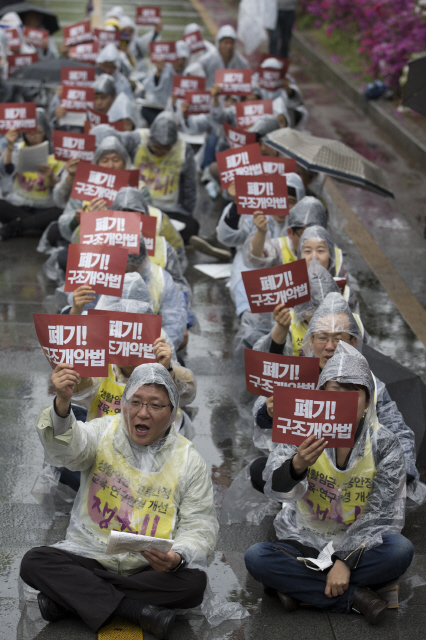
[37,592,67,622]
[277,592,300,612]
[139,604,176,640]
[351,587,388,625]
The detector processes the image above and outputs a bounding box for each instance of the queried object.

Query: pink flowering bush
[299,0,426,90]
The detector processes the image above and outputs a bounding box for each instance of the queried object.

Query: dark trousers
[163,211,200,245]
[141,106,164,126]
[268,10,296,59]
[20,546,207,632]
[250,456,268,493]
[0,200,62,235]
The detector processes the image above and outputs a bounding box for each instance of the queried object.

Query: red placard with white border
[84,118,125,134]
[7,53,38,77]
[136,6,161,25]
[223,122,257,149]
[242,259,310,313]
[183,29,206,54]
[214,69,253,96]
[33,313,109,377]
[88,309,162,366]
[80,210,141,254]
[262,158,297,175]
[215,143,263,190]
[140,214,157,256]
[257,66,286,91]
[259,53,290,75]
[236,99,273,130]
[69,42,99,64]
[150,41,176,62]
[86,106,108,127]
[71,162,139,205]
[172,75,205,98]
[93,28,122,48]
[244,349,319,397]
[334,277,347,295]
[53,130,95,162]
[64,244,128,296]
[4,28,21,51]
[63,20,93,46]
[61,67,96,87]
[0,102,37,133]
[272,387,358,448]
[183,91,212,115]
[235,174,288,216]
[23,26,49,47]
[60,86,95,112]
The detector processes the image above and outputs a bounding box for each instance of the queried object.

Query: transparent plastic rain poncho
[93,73,117,97]
[36,364,218,573]
[93,135,132,169]
[176,40,190,60]
[150,112,178,147]
[107,91,138,128]
[248,115,280,137]
[35,107,53,153]
[287,196,327,230]
[263,341,407,557]
[112,186,149,214]
[96,42,121,66]
[297,224,341,276]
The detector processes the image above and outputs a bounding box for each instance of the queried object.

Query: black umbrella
[8,57,94,87]
[0,2,59,34]
[402,54,426,117]
[362,344,426,462]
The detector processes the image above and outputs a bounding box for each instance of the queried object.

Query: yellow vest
[297,424,377,537]
[279,236,297,264]
[289,311,308,357]
[148,262,164,314]
[134,130,186,207]
[82,416,189,541]
[14,143,63,205]
[334,247,343,276]
[149,235,167,269]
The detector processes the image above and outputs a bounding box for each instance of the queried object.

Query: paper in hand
[106,530,174,555]
[15,140,49,173]
[297,541,335,571]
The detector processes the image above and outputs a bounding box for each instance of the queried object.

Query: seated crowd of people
[0,4,421,638]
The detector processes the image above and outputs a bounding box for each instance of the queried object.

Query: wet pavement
[1,0,426,638]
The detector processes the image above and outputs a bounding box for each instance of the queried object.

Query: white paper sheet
[193,263,232,279]
[105,530,174,555]
[181,132,206,145]
[297,540,335,571]
[58,112,86,128]
[16,140,49,173]
[170,218,186,232]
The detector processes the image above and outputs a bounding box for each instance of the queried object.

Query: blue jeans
[245,535,414,613]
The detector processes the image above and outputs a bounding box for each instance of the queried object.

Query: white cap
[184,23,202,36]
[216,25,236,44]
[120,16,136,31]
[261,57,283,70]
[184,62,206,78]
[176,40,190,59]
[105,6,125,19]
[0,11,22,27]
[96,42,120,64]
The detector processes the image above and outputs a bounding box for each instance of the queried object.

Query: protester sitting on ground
[199,25,249,89]
[108,92,140,130]
[183,23,215,64]
[20,8,58,59]
[119,15,162,72]
[256,58,308,129]
[0,11,57,59]
[21,363,218,638]
[245,341,413,625]
[96,43,133,98]
[0,108,64,240]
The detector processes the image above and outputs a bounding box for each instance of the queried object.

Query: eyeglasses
[313,334,352,346]
[130,400,171,414]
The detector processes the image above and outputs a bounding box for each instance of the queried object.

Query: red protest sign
[61,67,96,87]
[183,29,206,53]
[71,162,139,205]
[244,349,319,397]
[223,123,257,149]
[257,66,285,91]
[183,91,212,115]
[53,130,95,162]
[172,75,205,98]
[63,20,93,46]
[214,69,253,96]
[136,6,161,25]
[216,143,263,190]
[235,174,288,216]
[272,387,358,448]
[23,26,49,47]
[242,259,310,313]
[262,158,297,175]
[0,102,37,133]
[236,99,273,130]
[86,106,108,127]
[334,277,347,295]
[93,28,122,47]
[7,53,38,77]
[64,244,128,296]
[150,41,176,63]
[4,28,21,51]
[89,309,162,366]
[259,53,290,75]
[33,313,109,377]
[69,42,99,64]
[61,86,95,112]
[140,214,157,256]
[80,210,141,254]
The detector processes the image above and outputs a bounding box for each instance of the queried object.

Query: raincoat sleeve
[53,170,73,209]
[242,232,283,269]
[171,362,197,406]
[210,104,237,127]
[375,379,418,482]
[172,446,218,567]
[333,426,407,560]
[36,405,112,471]
[178,144,197,214]
[136,30,157,57]
[58,198,82,242]
[216,202,253,247]
[263,443,307,502]
[253,330,293,356]
[143,65,174,106]
[185,114,212,135]
[159,269,187,350]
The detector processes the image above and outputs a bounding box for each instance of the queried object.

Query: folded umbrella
[402,53,426,117]
[0,2,59,34]
[264,128,394,198]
